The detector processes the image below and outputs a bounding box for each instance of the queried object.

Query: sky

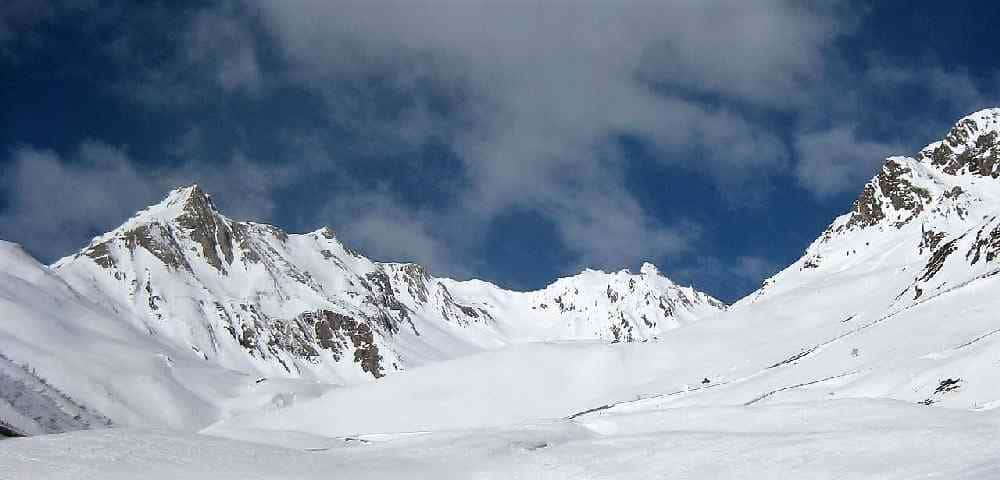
[2,1,1000,303]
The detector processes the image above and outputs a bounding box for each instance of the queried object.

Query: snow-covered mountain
[48,184,723,386]
[5,109,1000,478]
[748,108,1000,311]
[0,185,723,430]
[215,108,1000,436]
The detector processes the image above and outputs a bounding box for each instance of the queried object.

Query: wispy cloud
[4,0,998,298]
[242,0,842,274]
[794,126,903,197]
[0,142,293,261]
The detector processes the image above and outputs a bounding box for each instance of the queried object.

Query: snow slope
[4,399,1000,479]
[217,269,1000,438]
[0,240,331,431]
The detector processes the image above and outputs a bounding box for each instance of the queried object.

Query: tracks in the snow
[567,271,1000,420]
[743,370,862,406]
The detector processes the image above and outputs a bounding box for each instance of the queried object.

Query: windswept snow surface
[4,399,1000,479]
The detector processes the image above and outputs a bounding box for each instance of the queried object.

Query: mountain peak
[834,108,1000,234]
[172,183,205,197]
[916,107,1000,177]
[117,183,225,230]
[311,226,337,240]
[55,184,236,273]
[159,184,216,214]
[639,262,660,276]
[954,107,1000,130]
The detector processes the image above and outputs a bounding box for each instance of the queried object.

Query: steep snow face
[689,109,1000,409]
[0,240,308,431]
[49,186,725,387]
[745,108,1000,310]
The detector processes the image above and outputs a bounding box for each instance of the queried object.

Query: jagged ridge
[51,185,725,384]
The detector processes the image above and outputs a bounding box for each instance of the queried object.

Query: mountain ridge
[46,183,725,387]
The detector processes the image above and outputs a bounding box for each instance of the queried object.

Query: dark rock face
[801,255,822,269]
[657,297,676,318]
[923,120,1000,178]
[363,271,411,332]
[609,313,634,343]
[920,238,959,284]
[174,186,234,273]
[845,159,932,230]
[966,219,1000,265]
[302,310,384,378]
[934,378,962,394]
[83,242,116,269]
[843,117,999,235]
[606,286,620,303]
[847,183,887,229]
[83,223,193,274]
[231,223,262,264]
[879,160,932,223]
[217,304,391,379]
[396,264,431,303]
[920,229,946,254]
[123,223,192,273]
[846,159,930,230]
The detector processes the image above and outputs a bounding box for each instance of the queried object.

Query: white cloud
[0,143,162,258]
[244,0,839,273]
[113,1,264,108]
[794,126,903,196]
[185,3,262,95]
[18,0,990,290]
[0,143,295,261]
[320,191,473,278]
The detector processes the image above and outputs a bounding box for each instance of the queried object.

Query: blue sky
[2,1,999,302]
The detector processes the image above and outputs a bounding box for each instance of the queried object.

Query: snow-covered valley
[4,109,1000,478]
[6,399,1000,479]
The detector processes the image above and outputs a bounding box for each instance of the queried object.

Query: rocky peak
[316,226,337,240]
[53,184,730,382]
[845,158,933,230]
[172,184,220,223]
[917,108,1000,178]
[639,262,660,276]
[61,184,248,274]
[144,184,222,223]
[837,109,1000,235]
[170,185,235,273]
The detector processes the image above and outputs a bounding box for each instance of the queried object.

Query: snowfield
[4,109,1000,477]
[4,399,1000,479]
